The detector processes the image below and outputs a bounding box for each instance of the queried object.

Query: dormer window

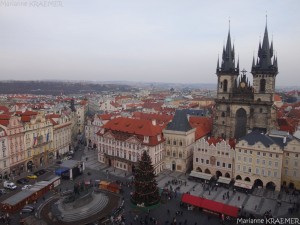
[144,136,149,143]
[157,134,161,142]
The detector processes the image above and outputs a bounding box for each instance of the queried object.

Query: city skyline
[0,0,300,86]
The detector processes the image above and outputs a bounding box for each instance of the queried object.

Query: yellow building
[282,134,300,189]
[47,114,72,158]
[23,111,53,172]
[235,131,284,191]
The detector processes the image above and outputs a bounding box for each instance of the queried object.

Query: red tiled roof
[0,106,9,114]
[98,114,114,121]
[274,94,282,102]
[102,117,163,137]
[21,115,31,122]
[132,112,173,126]
[189,116,213,140]
[21,111,38,116]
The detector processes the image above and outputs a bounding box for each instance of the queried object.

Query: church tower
[213,20,278,140]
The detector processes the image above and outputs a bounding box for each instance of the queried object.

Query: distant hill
[0,81,134,95]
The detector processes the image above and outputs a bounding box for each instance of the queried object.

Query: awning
[189,170,212,181]
[181,194,239,218]
[217,177,231,185]
[234,180,253,190]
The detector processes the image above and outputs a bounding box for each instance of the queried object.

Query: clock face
[240,82,246,88]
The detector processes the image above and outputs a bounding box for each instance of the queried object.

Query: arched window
[223,80,228,92]
[221,112,225,117]
[260,79,266,92]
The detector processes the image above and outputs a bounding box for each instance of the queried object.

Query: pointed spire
[237,56,239,70]
[252,17,278,75]
[252,56,255,68]
[217,55,220,71]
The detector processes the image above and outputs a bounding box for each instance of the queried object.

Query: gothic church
[213,22,278,140]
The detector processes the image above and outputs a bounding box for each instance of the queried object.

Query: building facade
[235,131,284,191]
[281,134,300,189]
[4,116,26,175]
[213,23,278,139]
[97,117,165,174]
[163,110,195,173]
[0,127,9,179]
[49,114,72,158]
[23,112,53,172]
[193,137,235,179]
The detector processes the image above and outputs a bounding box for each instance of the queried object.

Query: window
[238,156,241,161]
[269,153,272,157]
[285,159,289,165]
[261,168,265,176]
[223,163,226,167]
[268,161,272,166]
[295,161,298,167]
[286,153,289,156]
[196,158,198,162]
[217,161,220,167]
[201,159,204,163]
[228,164,231,169]
[206,160,209,164]
[262,160,265,165]
[173,141,176,145]
[260,79,266,92]
[250,151,252,154]
[248,167,252,173]
[243,166,246,172]
[263,153,266,156]
[257,152,260,156]
[238,165,240,171]
[274,171,277,177]
[256,168,260,174]
[276,154,279,158]
[244,157,247,162]
[293,171,297,177]
[239,149,241,153]
[249,158,252,163]
[257,158,260,164]
[268,171,271,176]
[244,150,247,154]
[296,154,298,158]
[275,161,278,167]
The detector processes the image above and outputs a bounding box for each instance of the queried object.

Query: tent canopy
[181,193,239,218]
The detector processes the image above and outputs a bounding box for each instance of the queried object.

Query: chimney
[152,119,157,126]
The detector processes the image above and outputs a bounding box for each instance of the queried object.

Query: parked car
[27,174,37,179]
[17,178,29,184]
[34,169,47,176]
[21,185,32,190]
[0,189,6,195]
[21,207,34,214]
[23,204,34,211]
[3,181,17,190]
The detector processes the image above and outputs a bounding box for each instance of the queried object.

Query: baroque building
[213,23,278,139]
[97,117,165,174]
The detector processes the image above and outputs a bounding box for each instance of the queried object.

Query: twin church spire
[216,27,239,74]
[217,18,278,75]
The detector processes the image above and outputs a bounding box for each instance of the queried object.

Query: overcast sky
[0,0,299,86]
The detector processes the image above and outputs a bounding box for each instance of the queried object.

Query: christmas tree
[131,151,160,206]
